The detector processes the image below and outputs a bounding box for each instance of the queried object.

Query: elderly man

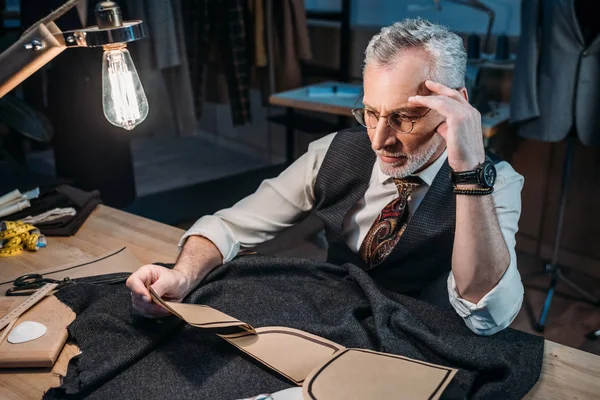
[128,18,524,336]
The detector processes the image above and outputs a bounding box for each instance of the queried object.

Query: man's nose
[371,118,396,151]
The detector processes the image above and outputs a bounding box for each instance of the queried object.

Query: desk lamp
[0,0,148,130]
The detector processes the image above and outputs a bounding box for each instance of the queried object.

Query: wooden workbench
[0,205,599,399]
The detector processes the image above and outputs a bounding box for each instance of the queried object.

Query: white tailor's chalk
[7,321,47,344]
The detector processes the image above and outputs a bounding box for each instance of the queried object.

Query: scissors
[6,272,131,296]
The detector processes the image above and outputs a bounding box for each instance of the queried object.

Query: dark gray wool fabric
[44,256,543,400]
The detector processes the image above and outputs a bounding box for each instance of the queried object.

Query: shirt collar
[377,149,448,187]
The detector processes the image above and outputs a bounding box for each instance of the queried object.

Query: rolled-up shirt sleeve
[178,133,335,262]
[447,161,525,336]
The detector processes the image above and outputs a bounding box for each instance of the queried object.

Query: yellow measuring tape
[0,221,46,257]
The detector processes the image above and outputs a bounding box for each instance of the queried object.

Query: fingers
[126,265,155,302]
[408,94,462,118]
[127,264,172,318]
[424,80,468,104]
[150,272,181,298]
[126,264,192,319]
[434,120,449,139]
[131,292,171,318]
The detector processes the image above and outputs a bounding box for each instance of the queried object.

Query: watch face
[483,163,497,187]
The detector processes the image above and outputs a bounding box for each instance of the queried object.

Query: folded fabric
[4,186,70,218]
[37,196,100,237]
[4,185,101,236]
[45,256,543,400]
[20,208,77,225]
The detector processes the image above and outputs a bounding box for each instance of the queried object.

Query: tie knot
[392,176,422,196]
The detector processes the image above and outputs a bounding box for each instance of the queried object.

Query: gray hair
[364,18,466,89]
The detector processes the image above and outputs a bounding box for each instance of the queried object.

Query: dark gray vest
[314,127,456,306]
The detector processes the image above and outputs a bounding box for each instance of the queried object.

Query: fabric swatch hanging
[182,0,252,126]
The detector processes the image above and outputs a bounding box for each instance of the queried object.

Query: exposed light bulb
[101,45,148,130]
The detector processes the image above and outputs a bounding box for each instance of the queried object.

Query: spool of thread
[467,34,481,60]
[495,34,509,61]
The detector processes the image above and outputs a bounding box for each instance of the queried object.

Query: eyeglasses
[352,106,432,134]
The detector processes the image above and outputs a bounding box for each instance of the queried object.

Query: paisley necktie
[359,176,423,268]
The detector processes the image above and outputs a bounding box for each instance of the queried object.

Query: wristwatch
[450,161,496,195]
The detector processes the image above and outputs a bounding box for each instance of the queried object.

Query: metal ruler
[0,283,57,331]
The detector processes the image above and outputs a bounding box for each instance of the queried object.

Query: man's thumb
[150,278,169,298]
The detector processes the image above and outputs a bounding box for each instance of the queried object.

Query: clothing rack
[266,0,353,163]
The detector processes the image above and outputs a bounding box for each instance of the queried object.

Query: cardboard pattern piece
[220,327,345,385]
[149,287,255,333]
[149,287,344,385]
[0,295,75,368]
[303,348,457,400]
[149,288,459,399]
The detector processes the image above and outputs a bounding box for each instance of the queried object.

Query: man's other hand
[408,80,486,172]
[126,264,194,318]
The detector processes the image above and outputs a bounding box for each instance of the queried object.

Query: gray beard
[376,135,445,179]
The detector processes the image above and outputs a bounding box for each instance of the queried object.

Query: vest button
[583,50,589,56]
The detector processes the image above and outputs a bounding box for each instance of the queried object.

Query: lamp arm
[0,22,67,99]
[22,0,82,37]
[0,1,145,99]
[443,0,495,53]
[0,0,82,98]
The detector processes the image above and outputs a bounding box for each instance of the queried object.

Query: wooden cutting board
[0,248,140,369]
[0,295,75,368]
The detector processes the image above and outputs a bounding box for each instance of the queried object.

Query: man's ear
[458,87,469,103]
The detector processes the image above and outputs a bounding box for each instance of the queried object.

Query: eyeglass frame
[351,95,432,134]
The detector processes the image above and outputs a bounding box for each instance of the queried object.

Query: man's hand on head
[408,80,486,172]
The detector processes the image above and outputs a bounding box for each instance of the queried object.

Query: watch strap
[451,169,479,185]
[453,186,494,196]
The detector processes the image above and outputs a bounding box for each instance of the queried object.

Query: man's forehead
[363,78,431,95]
[362,80,431,110]
[363,51,432,95]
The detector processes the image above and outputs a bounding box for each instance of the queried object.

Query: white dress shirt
[181,132,525,336]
